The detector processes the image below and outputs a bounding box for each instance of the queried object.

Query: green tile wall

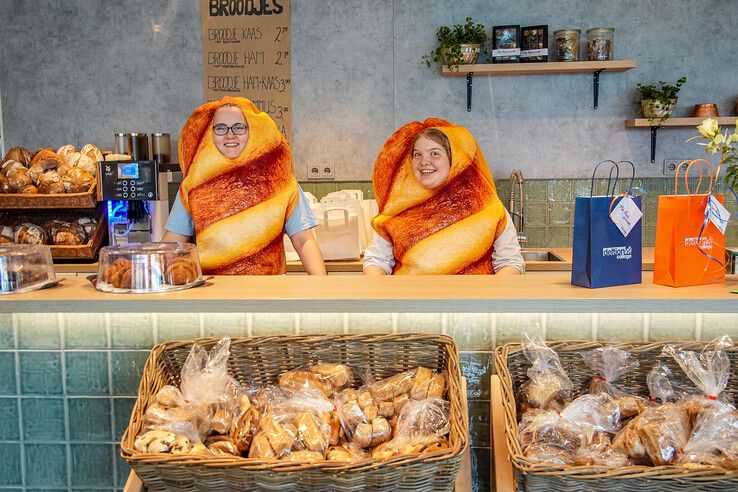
[301,178,738,248]
[1,310,735,491]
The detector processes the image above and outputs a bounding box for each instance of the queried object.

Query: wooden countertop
[49,248,656,274]
[2,271,736,313]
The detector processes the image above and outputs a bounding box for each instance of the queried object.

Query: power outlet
[663,159,683,175]
[306,163,335,180]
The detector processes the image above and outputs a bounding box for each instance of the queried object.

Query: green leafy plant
[422,17,488,71]
[688,118,738,190]
[636,76,687,125]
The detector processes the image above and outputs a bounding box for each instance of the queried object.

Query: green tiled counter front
[1,310,737,491]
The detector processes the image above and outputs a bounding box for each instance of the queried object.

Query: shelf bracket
[466,73,473,112]
[650,126,658,163]
[592,69,604,109]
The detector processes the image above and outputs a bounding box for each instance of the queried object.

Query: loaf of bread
[0,174,10,193]
[6,168,32,192]
[61,167,94,193]
[53,223,87,245]
[56,144,77,159]
[65,152,97,176]
[3,147,33,166]
[80,144,103,164]
[29,148,64,171]
[14,223,48,244]
[2,159,26,177]
[37,170,65,194]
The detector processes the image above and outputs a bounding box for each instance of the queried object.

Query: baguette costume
[178,96,298,275]
[371,118,507,274]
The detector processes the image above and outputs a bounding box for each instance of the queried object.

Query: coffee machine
[98,160,169,245]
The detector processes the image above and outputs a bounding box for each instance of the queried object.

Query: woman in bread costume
[163,97,326,275]
[363,118,524,275]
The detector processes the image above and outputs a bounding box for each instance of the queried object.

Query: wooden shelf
[440,60,636,111]
[441,59,637,76]
[625,117,737,128]
[624,117,737,162]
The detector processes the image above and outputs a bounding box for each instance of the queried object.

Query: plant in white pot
[422,17,488,72]
[637,76,687,125]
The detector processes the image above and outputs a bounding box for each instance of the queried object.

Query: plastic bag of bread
[663,335,733,405]
[278,363,352,398]
[517,333,573,414]
[326,442,370,462]
[560,393,622,434]
[139,337,246,444]
[646,363,676,405]
[371,398,450,459]
[663,336,738,469]
[581,346,640,396]
[133,429,208,455]
[518,409,580,464]
[249,386,335,459]
[676,400,738,470]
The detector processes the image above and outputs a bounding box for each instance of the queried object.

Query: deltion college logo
[602,246,632,260]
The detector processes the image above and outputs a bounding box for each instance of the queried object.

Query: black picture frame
[492,25,521,63]
[521,25,548,63]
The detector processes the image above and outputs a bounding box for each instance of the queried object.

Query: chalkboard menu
[200,1,291,143]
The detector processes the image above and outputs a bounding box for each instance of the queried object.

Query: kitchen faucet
[508,169,527,245]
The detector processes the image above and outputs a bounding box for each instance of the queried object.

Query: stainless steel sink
[521,250,564,262]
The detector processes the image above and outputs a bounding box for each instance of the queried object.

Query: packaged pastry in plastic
[518,409,580,463]
[139,338,245,446]
[278,363,353,398]
[370,397,450,459]
[581,346,640,396]
[0,244,57,294]
[96,242,202,293]
[663,336,738,469]
[517,333,573,414]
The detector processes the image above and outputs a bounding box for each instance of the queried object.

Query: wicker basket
[495,340,738,492]
[121,334,467,492]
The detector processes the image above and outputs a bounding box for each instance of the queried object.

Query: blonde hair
[412,128,451,161]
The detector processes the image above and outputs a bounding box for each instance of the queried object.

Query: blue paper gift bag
[571,161,642,288]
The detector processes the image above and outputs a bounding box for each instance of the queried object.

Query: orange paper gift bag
[653,159,726,287]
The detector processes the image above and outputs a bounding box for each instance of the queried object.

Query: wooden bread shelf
[0,183,98,209]
[441,60,636,111]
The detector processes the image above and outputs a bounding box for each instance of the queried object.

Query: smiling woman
[364,118,525,276]
[211,104,250,159]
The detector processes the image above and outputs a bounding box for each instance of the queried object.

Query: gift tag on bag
[707,195,730,235]
[610,195,642,237]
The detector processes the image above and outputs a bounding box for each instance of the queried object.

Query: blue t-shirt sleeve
[285,185,318,237]
[165,190,195,236]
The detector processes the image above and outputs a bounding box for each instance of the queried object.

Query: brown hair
[411,128,451,161]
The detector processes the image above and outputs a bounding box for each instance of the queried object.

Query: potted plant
[636,76,687,124]
[423,17,488,71]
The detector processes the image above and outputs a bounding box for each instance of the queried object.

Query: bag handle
[674,159,714,195]
[615,160,636,195]
[590,160,620,197]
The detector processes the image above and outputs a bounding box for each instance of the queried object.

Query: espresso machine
[98,159,169,245]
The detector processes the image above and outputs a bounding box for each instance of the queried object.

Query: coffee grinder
[98,160,169,245]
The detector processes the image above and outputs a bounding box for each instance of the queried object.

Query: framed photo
[521,25,548,63]
[492,25,521,63]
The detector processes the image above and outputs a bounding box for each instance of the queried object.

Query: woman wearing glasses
[162,97,326,275]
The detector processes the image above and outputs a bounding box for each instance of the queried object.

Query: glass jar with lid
[587,27,614,61]
[554,29,580,61]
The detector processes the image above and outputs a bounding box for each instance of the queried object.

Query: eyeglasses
[212,123,248,136]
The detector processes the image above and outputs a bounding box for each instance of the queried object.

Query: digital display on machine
[117,162,139,179]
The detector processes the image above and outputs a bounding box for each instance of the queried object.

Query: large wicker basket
[121,334,467,492]
[495,340,738,492]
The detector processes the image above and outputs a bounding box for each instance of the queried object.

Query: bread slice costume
[371,118,508,274]
[178,97,298,275]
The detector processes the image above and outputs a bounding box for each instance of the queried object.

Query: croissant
[371,118,508,274]
[178,96,299,275]
[164,257,199,285]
